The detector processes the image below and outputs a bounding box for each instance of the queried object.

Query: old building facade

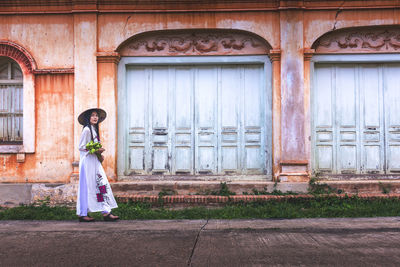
[1,0,400,195]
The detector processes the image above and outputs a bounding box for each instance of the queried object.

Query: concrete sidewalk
[1,217,400,266]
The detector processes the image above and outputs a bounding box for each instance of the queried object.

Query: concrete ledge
[1,180,400,207]
[111,181,309,195]
[0,184,32,206]
[322,180,400,194]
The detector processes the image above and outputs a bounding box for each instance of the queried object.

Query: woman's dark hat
[78,108,107,125]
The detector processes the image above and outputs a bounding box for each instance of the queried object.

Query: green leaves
[86,141,102,154]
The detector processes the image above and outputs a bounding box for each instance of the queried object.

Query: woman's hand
[95,151,105,163]
[97,148,105,154]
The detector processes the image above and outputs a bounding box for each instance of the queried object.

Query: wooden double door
[124,64,271,176]
[313,63,400,175]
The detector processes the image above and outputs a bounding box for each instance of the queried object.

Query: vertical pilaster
[73,13,98,174]
[279,10,308,182]
[303,48,315,176]
[97,52,120,181]
[269,49,282,181]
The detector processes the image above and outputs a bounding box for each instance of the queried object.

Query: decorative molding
[303,48,315,61]
[313,27,400,53]
[268,49,281,62]
[280,160,308,166]
[0,41,37,73]
[33,68,74,74]
[96,52,121,64]
[119,30,270,56]
[0,1,399,14]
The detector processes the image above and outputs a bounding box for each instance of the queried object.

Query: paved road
[0,217,400,266]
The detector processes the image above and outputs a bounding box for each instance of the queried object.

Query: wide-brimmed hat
[78,108,107,125]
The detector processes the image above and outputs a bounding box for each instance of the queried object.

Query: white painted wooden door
[125,64,270,176]
[313,63,400,175]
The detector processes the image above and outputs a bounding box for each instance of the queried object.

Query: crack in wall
[187,219,209,266]
[332,1,345,31]
[122,15,132,36]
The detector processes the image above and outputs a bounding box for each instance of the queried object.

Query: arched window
[0,57,23,144]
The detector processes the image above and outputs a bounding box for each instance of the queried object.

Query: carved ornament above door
[117,29,271,56]
[312,26,400,53]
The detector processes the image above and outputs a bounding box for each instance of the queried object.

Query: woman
[76,108,119,222]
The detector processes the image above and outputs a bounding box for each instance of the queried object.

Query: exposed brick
[0,42,34,73]
[11,48,17,58]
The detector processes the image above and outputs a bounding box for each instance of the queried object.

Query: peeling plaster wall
[73,14,98,166]
[0,15,73,69]
[280,11,305,162]
[98,12,280,52]
[0,74,74,183]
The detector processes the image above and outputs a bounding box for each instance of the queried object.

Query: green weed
[379,182,392,194]
[1,196,400,220]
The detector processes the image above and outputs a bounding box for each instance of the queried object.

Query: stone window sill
[0,145,24,154]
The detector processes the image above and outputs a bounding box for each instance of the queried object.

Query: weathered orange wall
[98,12,280,52]
[0,15,73,69]
[0,74,74,183]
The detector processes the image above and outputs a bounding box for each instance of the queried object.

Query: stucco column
[279,10,308,182]
[269,49,282,181]
[72,13,98,178]
[97,52,120,182]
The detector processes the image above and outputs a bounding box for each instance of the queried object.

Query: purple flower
[99,185,107,194]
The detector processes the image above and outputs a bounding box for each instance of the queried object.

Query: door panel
[385,64,400,173]
[150,68,171,174]
[220,66,240,173]
[195,67,218,174]
[127,68,147,174]
[336,66,358,173]
[360,65,384,174]
[174,68,193,174]
[314,65,335,173]
[244,66,266,173]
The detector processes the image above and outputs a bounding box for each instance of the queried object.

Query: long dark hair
[82,110,101,142]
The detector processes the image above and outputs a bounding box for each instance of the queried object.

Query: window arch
[0,41,35,153]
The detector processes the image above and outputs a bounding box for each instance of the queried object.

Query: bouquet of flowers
[86,140,104,163]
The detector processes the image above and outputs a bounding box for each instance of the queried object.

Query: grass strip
[0,196,399,220]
